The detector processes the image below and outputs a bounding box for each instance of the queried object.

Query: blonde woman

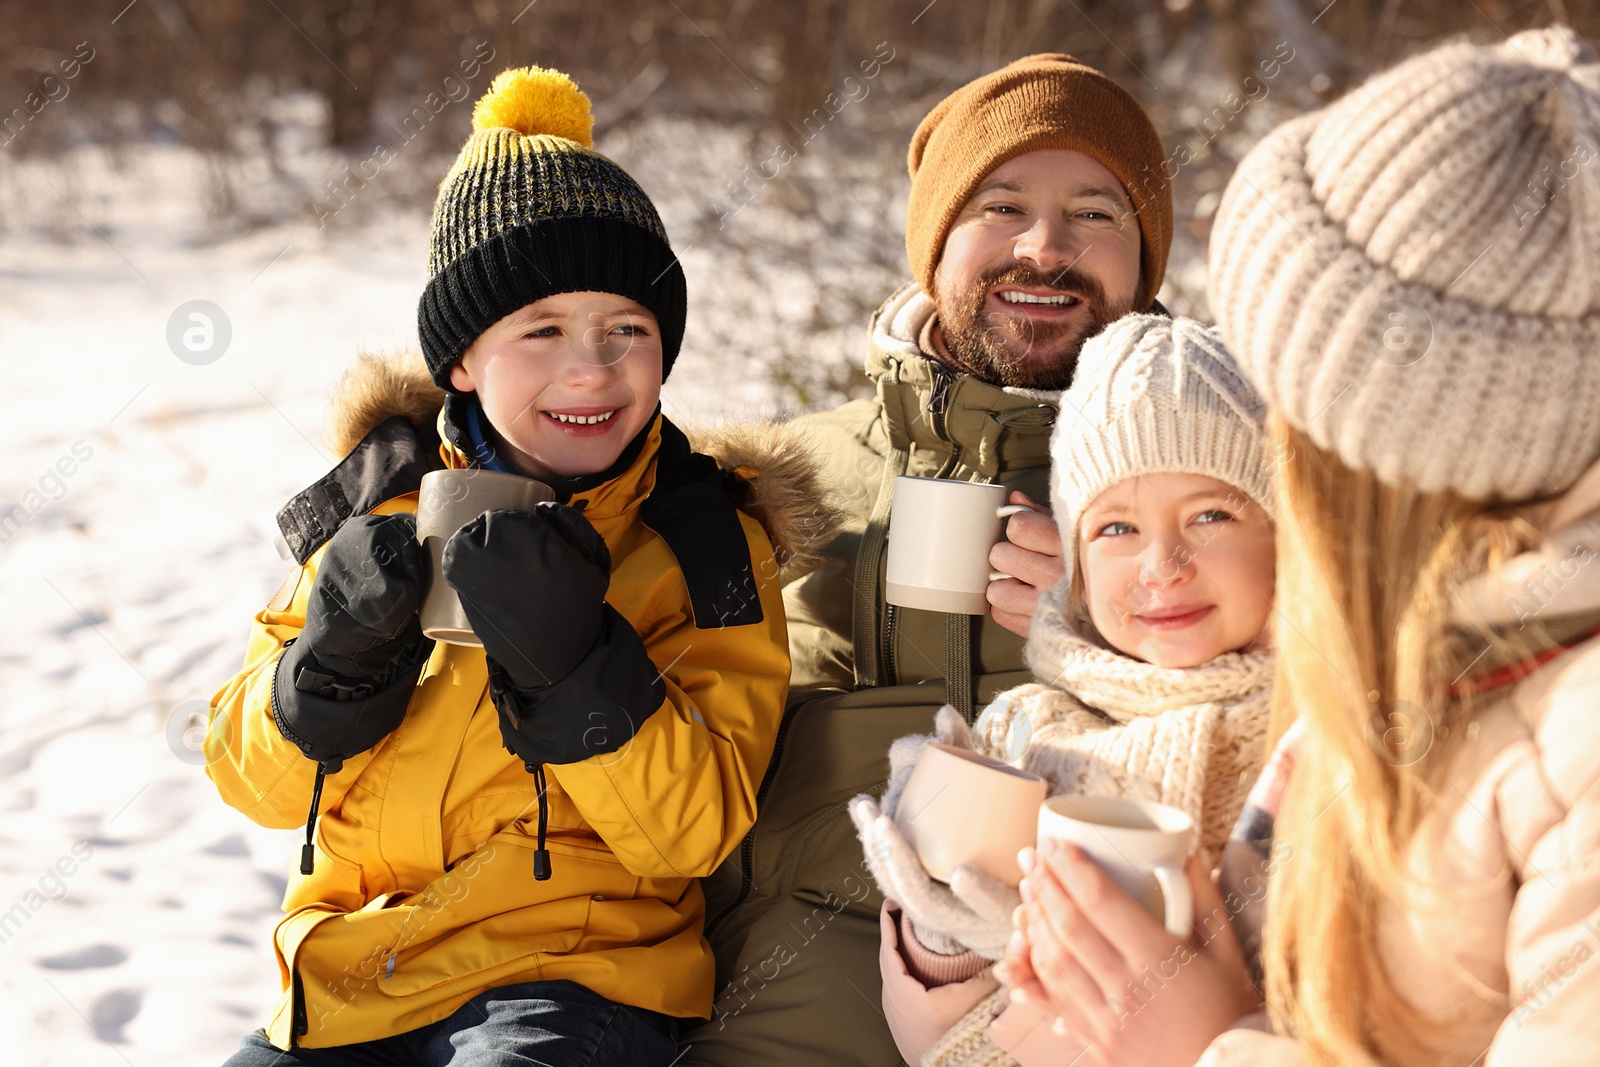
[1000,26,1600,1067]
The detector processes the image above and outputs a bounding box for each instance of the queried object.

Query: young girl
[1002,27,1600,1067]
[852,313,1276,1066]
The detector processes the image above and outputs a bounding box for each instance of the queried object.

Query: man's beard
[934,264,1132,390]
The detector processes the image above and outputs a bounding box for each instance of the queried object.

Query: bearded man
[682,53,1173,1066]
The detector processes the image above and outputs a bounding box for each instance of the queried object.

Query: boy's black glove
[440,505,664,767]
[272,513,435,771]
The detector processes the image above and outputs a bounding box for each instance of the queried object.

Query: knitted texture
[905,53,1172,308]
[975,579,1274,856]
[1208,26,1600,501]
[852,706,1022,961]
[924,989,1016,1067]
[418,66,687,390]
[1050,313,1274,596]
[897,911,992,988]
[932,575,1272,1067]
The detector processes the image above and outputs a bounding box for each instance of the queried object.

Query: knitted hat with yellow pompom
[418,66,687,388]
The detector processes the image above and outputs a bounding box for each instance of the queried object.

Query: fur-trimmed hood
[323,350,841,583]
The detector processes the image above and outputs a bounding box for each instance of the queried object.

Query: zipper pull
[924,363,964,448]
[925,364,954,421]
[528,761,553,881]
[300,761,335,875]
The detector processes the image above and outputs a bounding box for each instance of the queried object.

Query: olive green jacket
[682,285,1060,1066]
[783,282,1059,709]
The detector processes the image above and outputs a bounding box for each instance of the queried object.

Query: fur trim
[325,349,444,460]
[321,350,840,579]
[688,422,843,585]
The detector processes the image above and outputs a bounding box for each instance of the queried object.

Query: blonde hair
[1260,417,1551,1064]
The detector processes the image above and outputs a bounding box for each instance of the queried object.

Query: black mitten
[441,505,663,766]
[272,513,434,772]
[440,505,611,689]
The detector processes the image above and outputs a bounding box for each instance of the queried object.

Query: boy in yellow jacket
[205,67,817,1065]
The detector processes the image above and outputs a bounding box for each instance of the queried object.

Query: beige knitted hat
[1051,313,1274,594]
[1208,26,1600,502]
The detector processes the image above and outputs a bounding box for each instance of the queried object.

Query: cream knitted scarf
[928,585,1273,1067]
[976,580,1275,857]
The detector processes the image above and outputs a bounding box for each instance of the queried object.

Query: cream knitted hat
[1051,313,1273,594]
[1208,26,1600,502]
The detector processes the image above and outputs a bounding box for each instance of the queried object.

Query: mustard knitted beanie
[418,66,687,390]
[1051,314,1274,595]
[905,53,1173,308]
[1208,26,1600,501]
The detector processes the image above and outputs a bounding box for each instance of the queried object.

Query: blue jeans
[222,980,681,1066]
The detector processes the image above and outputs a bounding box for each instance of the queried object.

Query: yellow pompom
[471,66,594,146]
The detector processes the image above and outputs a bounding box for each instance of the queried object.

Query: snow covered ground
[0,110,909,1065]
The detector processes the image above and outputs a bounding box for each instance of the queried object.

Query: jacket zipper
[927,363,954,433]
[291,967,309,1045]
[927,365,964,480]
[907,367,959,668]
[880,603,900,687]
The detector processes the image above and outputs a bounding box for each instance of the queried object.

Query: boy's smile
[450,291,664,480]
[545,408,617,428]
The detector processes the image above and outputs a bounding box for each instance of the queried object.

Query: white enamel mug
[1036,794,1196,939]
[885,476,1032,615]
[893,742,1048,887]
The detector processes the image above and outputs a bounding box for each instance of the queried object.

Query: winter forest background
[0,1,1586,1063]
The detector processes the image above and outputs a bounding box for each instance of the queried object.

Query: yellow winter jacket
[205,355,830,1050]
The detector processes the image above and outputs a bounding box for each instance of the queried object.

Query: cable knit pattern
[976,579,1274,856]
[899,911,993,988]
[925,990,1016,1067]
[922,585,1274,1067]
[1050,315,1274,596]
[1208,26,1600,500]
